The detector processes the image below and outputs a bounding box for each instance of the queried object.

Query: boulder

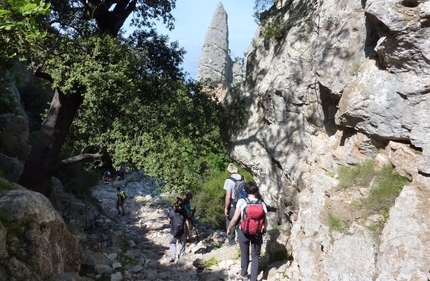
[0,189,85,280]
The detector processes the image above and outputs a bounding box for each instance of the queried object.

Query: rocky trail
[79,171,287,281]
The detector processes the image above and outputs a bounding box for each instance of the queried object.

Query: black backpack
[171,211,185,238]
[229,176,247,206]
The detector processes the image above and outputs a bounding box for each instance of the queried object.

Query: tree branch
[53,150,105,171]
[32,63,54,83]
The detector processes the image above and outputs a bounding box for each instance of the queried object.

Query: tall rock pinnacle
[195,2,233,101]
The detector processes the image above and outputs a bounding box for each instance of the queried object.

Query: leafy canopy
[31,4,229,191]
[4,0,235,194]
[0,0,50,67]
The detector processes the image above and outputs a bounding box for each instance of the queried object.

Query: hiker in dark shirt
[167,199,190,262]
[117,165,126,180]
[116,186,125,215]
[102,169,111,184]
[183,191,196,237]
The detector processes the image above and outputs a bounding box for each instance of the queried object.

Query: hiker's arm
[226,207,241,235]
[224,189,232,216]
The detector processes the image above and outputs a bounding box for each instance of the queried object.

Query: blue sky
[154,0,257,79]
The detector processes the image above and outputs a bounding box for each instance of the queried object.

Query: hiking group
[168,162,267,281]
[102,165,126,184]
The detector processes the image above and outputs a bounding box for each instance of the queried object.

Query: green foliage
[0,0,50,67]
[337,159,410,237]
[351,62,361,74]
[328,211,350,235]
[337,159,374,188]
[7,0,239,207]
[366,215,388,240]
[262,18,284,39]
[46,33,225,193]
[204,257,219,268]
[192,164,253,229]
[55,145,100,199]
[360,164,409,217]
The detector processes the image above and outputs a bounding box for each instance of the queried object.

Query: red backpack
[240,198,265,235]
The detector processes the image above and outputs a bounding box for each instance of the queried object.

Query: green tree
[15,0,171,195]
[14,0,230,196]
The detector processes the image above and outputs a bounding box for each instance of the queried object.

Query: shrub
[193,163,254,230]
[328,211,350,235]
[360,164,409,217]
[262,18,284,39]
[336,159,410,237]
[337,159,374,188]
[204,257,219,268]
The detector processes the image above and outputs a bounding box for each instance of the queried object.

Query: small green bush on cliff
[360,164,409,217]
[337,159,374,188]
[336,159,410,237]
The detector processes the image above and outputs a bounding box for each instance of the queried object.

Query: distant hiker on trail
[102,169,111,184]
[168,199,190,263]
[183,191,196,232]
[224,163,246,246]
[117,165,126,181]
[116,186,126,215]
[227,182,268,281]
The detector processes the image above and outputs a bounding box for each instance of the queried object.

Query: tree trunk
[19,88,83,196]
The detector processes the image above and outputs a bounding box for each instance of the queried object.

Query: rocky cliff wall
[227,0,430,279]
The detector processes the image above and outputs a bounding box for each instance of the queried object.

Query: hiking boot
[236,274,249,281]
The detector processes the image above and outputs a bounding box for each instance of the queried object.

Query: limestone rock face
[218,0,430,279]
[335,0,430,171]
[0,190,85,281]
[195,2,232,101]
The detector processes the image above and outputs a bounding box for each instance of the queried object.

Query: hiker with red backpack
[227,182,268,281]
[224,163,246,246]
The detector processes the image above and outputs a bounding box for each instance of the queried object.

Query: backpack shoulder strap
[229,177,237,182]
[244,197,250,204]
